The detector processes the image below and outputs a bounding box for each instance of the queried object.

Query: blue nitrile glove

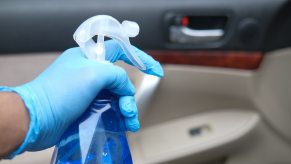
[2,40,163,158]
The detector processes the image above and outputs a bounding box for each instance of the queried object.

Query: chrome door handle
[169,26,224,43]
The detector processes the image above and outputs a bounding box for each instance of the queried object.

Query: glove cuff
[0,86,40,159]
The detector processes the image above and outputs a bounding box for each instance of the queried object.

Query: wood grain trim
[146,50,264,70]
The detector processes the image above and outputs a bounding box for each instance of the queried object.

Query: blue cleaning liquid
[51,91,133,164]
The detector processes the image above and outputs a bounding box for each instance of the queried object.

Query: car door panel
[1,0,291,164]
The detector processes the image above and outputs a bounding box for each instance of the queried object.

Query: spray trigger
[73,15,146,70]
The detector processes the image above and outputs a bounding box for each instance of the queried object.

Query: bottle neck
[95,90,118,100]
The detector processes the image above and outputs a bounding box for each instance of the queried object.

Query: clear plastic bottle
[51,91,133,164]
[51,15,142,164]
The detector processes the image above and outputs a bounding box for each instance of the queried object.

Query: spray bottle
[50,15,146,164]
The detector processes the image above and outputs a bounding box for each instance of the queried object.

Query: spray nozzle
[73,15,146,70]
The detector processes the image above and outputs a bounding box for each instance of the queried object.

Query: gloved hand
[3,40,163,158]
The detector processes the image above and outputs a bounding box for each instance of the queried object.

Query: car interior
[1,0,291,163]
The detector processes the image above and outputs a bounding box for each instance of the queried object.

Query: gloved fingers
[119,96,138,118]
[119,96,139,132]
[105,40,164,77]
[61,47,87,60]
[125,115,140,132]
[104,65,136,96]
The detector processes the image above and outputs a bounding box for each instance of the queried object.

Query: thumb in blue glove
[2,40,163,158]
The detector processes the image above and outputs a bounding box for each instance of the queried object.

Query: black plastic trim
[0,0,289,54]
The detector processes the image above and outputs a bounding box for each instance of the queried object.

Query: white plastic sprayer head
[121,20,140,37]
[73,15,146,70]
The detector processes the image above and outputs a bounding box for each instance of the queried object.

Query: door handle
[170,26,224,43]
